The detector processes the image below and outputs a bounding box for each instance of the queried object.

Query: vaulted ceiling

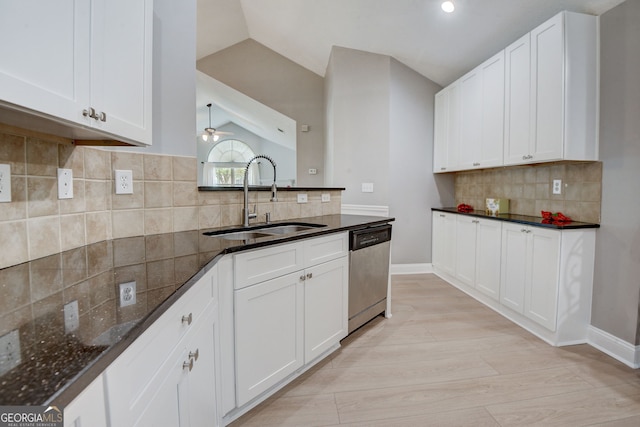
[197,0,624,87]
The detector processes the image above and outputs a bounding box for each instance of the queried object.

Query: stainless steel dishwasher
[348,224,392,333]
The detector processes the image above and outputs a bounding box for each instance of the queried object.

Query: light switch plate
[0,164,11,203]
[321,193,330,202]
[0,329,21,376]
[57,168,73,199]
[362,182,374,193]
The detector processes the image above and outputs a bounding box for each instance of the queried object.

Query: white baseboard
[341,204,389,217]
[587,325,640,369]
[390,263,433,275]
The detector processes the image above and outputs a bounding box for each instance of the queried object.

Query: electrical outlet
[552,179,562,195]
[0,329,21,376]
[321,193,331,203]
[119,281,137,307]
[362,182,374,193]
[297,193,308,203]
[64,300,80,333]
[115,170,133,195]
[308,168,317,175]
[57,168,74,199]
[0,163,11,203]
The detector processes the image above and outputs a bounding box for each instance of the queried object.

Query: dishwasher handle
[350,224,392,251]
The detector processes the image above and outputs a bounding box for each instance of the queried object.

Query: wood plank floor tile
[333,368,592,424]
[229,274,640,426]
[486,383,640,426]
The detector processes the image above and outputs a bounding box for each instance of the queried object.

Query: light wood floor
[230,274,640,426]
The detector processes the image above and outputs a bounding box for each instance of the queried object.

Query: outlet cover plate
[321,193,330,203]
[64,300,80,333]
[119,281,137,307]
[57,168,74,199]
[115,170,133,195]
[0,163,11,203]
[297,193,308,203]
[552,179,562,195]
[0,329,21,376]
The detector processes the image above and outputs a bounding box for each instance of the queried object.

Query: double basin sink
[203,222,327,241]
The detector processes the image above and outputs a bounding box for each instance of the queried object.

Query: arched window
[203,140,258,185]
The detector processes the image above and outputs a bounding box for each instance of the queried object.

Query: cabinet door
[458,70,482,170]
[0,1,90,123]
[89,0,153,145]
[500,223,528,313]
[433,83,460,172]
[454,216,477,286]
[479,51,505,168]
[184,306,220,427]
[432,212,456,277]
[525,227,560,331]
[504,33,532,165]
[530,13,564,162]
[132,349,189,427]
[235,272,304,406]
[304,257,349,363]
[475,218,502,300]
[64,375,107,427]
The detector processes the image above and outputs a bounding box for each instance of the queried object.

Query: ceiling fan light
[213,134,220,142]
[202,133,209,142]
[441,1,455,13]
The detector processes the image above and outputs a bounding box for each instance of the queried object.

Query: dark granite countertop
[0,214,393,407]
[432,207,600,229]
[198,186,346,191]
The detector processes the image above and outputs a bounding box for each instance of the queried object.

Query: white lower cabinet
[235,271,304,406]
[230,232,349,415]
[64,375,107,427]
[433,211,596,346]
[455,216,502,301]
[432,211,456,276]
[105,265,220,427]
[500,223,560,331]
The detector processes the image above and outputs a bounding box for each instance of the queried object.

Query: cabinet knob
[306,273,313,279]
[189,349,199,362]
[473,162,480,167]
[181,313,193,325]
[82,107,98,119]
[440,167,446,171]
[183,358,194,372]
[98,111,107,122]
[300,275,306,281]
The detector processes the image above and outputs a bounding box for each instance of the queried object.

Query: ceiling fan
[201,103,233,142]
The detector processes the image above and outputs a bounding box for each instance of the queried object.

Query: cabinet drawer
[234,242,303,289]
[304,232,348,266]
[106,266,217,418]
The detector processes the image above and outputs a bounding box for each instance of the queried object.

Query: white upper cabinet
[504,11,598,166]
[458,51,505,170]
[433,81,460,173]
[0,0,153,146]
[435,11,597,172]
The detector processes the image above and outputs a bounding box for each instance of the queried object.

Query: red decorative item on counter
[541,211,572,225]
[457,203,474,213]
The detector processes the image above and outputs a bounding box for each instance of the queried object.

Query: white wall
[325,47,391,206]
[592,0,640,345]
[326,47,455,265]
[389,59,453,264]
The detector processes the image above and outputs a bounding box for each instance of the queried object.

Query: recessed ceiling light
[441,1,455,13]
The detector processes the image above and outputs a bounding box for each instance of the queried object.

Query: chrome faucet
[243,155,277,227]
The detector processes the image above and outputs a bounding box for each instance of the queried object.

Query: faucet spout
[243,155,277,227]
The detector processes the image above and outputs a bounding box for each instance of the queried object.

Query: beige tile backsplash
[455,162,602,223]
[0,126,342,269]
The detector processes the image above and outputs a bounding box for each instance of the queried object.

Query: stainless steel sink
[203,222,326,240]
[260,224,320,235]
[217,231,275,240]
